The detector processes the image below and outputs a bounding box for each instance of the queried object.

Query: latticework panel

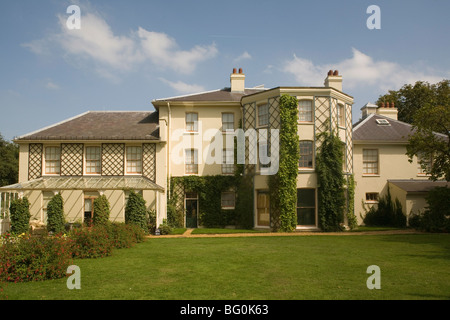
[243,102,257,176]
[101,143,124,176]
[143,143,156,182]
[314,96,330,148]
[345,103,353,173]
[330,98,338,132]
[28,143,43,180]
[268,97,280,130]
[61,143,83,176]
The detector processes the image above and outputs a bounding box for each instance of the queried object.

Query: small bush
[9,197,31,235]
[47,193,65,234]
[0,233,73,282]
[412,187,450,232]
[363,188,406,228]
[108,223,145,249]
[93,195,111,227]
[69,226,113,259]
[159,219,172,235]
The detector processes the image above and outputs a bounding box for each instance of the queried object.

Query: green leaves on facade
[125,190,148,232]
[269,94,299,232]
[9,197,31,235]
[47,193,65,234]
[93,195,111,227]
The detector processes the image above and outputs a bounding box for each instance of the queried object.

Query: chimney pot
[328,70,333,76]
[238,68,243,74]
[380,102,385,108]
[233,68,237,74]
[333,70,339,76]
[391,102,395,108]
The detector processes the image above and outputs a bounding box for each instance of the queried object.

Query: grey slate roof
[389,180,449,193]
[153,87,266,102]
[16,111,159,141]
[353,114,415,143]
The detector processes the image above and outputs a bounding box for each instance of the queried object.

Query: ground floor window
[296,188,316,226]
[221,192,235,209]
[365,192,379,203]
[256,191,270,227]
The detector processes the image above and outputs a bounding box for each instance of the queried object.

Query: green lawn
[2,233,449,300]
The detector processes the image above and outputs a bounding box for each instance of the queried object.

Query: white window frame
[44,146,61,175]
[221,192,235,209]
[222,149,234,174]
[299,140,314,169]
[257,104,269,127]
[363,149,379,175]
[298,100,313,123]
[186,112,198,132]
[185,149,198,174]
[222,113,235,133]
[126,146,143,175]
[84,146,102,175]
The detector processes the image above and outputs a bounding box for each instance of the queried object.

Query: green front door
[185,193,198,228]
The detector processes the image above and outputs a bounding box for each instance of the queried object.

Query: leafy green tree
[316,132,346,231]
[406,103,450,181]
[93,195,111,227]
[376,79,449,130]
[47,193,65,234]
[125,190,148,232]
[0,134,19,187]
[9,197,31,234]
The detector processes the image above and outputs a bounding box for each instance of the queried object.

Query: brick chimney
[376,102,398,120]
[230,68,245,92]
[324,70,343,91]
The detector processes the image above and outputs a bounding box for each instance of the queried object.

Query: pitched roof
[389,179,449,193]
[353,114,415,143]
[153,87,266,103]
[16,111,159,141]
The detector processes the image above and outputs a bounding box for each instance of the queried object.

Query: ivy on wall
[346,174,357,230]
[316,131,346,231]
[269,94,300,232]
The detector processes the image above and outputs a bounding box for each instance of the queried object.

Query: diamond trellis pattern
[101,143,125,176]
[345,104,353,173]
[330,98,338,131]
[314,96,330,148]
[61,143,83,176]
[28,143,43,180]
[243,102,257,176]
[143,143,156,182]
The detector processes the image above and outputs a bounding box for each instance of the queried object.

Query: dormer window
[376,119,390,126]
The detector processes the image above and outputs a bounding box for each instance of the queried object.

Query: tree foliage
[269,94,299,232]
[93,195,111,227]
[316,131,346,231]
[125,190,148,232]
[47,193,65,234]
[406,103,450,181]
[0,133,19,187]
[9,197,31,234]
[376,79,449,128]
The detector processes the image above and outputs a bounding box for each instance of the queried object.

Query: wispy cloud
[159,78,205,94]
[283,48,448,91]
[22,10,217,80]
[233,51,252,63]
[45,81,60,90]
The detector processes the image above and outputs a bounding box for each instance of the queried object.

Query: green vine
[316,131,346,231]
[269,94,299,232]
[346,174,357,230]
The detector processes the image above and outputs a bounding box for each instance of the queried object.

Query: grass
[1,233,449,300]
[191,228,270,235]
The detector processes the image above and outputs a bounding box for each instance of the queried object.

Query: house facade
[1,68,446,233]
[353,102,448,225]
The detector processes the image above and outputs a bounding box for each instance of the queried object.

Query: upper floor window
[257,104,269,127]
[126,146,142,174]
[363,149,379,175]
[222,149,234,174]
[45,146,60,174]
[299,140,313,168]
[185,149,198,174]
[222,113,234,132]
[298,100,313,122]
[338,104,345,127]
[85,146,101,174]
[417,153,432,175]
[186,113,198,132]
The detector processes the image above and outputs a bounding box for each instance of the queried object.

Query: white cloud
[45,81,60,90]
[233,51,252,63]
[159,78,205,94]
[283,48,447,91]
[22,11,217,79]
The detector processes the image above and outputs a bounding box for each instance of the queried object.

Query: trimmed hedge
[9,197,31,235]
[47,193,65,234]
[93,195,111,227]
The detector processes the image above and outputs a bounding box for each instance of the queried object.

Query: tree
[125,191,148,232]
[0,133,19,187]
[93,195,111,227]
[9,197,31,234]
[406,103,450,181]
[47,193,65,234]
[376,79,449,130]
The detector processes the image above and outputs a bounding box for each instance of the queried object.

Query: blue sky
[1,0,449,141]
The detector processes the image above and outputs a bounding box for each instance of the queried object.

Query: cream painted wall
[19,144,29,183]
[354,143,429,224]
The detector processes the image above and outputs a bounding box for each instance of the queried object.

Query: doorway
[185,192,198,228]
[257,191,270,227]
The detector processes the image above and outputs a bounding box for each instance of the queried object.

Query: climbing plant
[47,193,65,234]
[346,174,357,230]
[316,131,346,231]
[269,94,299,232]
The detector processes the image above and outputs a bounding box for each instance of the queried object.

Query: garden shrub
[9,197,31,235]
[93,195,111,227]
[158,219,172,235]
[47,193,65,234]
[108,223,145,248]
[413,187,450,232]
[363,187,406,227]
[125,191,148,232]
[0,233,73,282]
[69,226,113,259]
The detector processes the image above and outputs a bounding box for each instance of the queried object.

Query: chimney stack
[376,101,398,120]
[324,70,343,91]
[230,67,245,92]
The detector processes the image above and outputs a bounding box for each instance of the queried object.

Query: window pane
[126,146,142,173]
[221,192,235,208]
[298,100,313,122]
[186,113,198,132]
[299,141,313,168]
[297,208,315,225]
[363,149,378,174]
[222,113,234,131]
[297,189,315,207]
[258,104,269,126]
